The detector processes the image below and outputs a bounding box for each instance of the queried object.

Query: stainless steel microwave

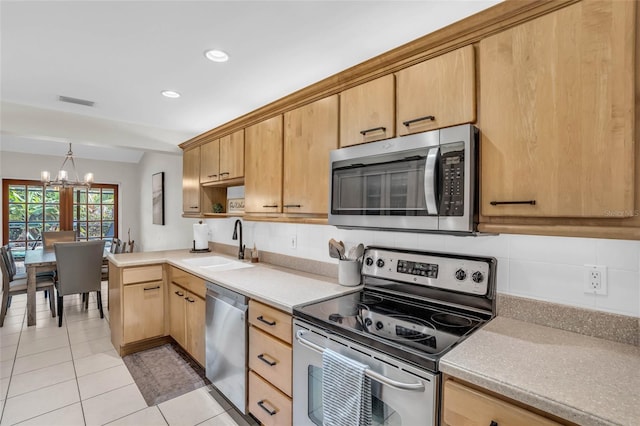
[328,124,477,234]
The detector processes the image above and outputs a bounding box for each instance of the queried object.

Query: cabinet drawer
[249,327,292,396]
[249,371,292,426]
[170,266,205,299]
[248,300,291,344]
[122,265,163,284]
[443,380,561,426]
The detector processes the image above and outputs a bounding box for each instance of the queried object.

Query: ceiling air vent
[58,95,95,107]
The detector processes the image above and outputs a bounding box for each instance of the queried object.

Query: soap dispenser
[251,244,259,263]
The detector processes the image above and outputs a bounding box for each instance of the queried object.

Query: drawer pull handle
[489,200,536,206]
[257,353,277,366]
[174,291,184,297]
[185,297,195,303]
[189,206,198,209]
[207,174,217,178]
[283,204,301,208]
[257,400,277,416]
[402,115,435,127]
[220,172,230,176]
[144,286,161,291]
[262,204,278,208]
[490,421,498,426]
[256,315,276,326]
[360,126,386,135]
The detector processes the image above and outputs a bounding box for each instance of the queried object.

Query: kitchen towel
[193,222,209,250]
[322,348,372,426]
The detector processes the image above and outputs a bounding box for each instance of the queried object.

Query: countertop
[107,249,360,313]
[440,316,640,426]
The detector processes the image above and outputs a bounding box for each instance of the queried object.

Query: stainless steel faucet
[232,219,245,259]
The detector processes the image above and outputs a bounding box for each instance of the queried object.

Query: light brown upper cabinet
[396,45,475,136]
[200,138,220,184]
[284,95,339,214]
[182,146,201,213]
[479,0,635,218]
[219,130,245,180]
[245,115,284,213]
[340,75,395,147]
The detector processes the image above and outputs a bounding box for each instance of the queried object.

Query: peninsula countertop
[440,316,640,426]
[107,249,360,313]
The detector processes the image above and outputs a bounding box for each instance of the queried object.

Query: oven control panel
[361,247,491,296]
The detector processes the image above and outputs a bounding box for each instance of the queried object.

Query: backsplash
[204,218,640,318]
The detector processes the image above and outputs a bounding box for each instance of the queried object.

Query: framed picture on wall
[152,172,165,225]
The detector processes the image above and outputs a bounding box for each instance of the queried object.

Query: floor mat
[123,343,208,406]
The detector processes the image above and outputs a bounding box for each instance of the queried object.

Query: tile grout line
[0,307,25,425]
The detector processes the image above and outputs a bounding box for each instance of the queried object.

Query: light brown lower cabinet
[122,281,164,344]
[249,371,292,426]
[168,268,206,366]
[442,379,565,426]
[247,300,292,425]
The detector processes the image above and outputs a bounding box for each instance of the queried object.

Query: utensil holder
[338,260,361,287]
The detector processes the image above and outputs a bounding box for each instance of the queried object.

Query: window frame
[2,179,119,249]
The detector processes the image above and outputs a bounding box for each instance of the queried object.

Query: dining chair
[2,245,57,305]
[0,246,56,327]
[101,238,121,282]
[54,240,105,327]
[42,231,76,248]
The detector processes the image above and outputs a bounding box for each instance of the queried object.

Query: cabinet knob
[360,126,386,136]
[257,353,277,366]
[256,315,276,326]
[490,421,498,426]
[402,115,435,127]
[257,400,277,416]
[489,200,536,206]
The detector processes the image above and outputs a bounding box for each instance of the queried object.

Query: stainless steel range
[293,246,496,425]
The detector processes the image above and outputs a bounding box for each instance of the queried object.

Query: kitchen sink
[181,256,253,271]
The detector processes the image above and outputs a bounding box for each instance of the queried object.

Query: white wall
[1,151,140,244]
[136,151,196,251]
[205,218,640,318]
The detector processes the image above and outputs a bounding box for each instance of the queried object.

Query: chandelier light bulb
[59,170,68,181]
[84,173,94,183]
[41,171,51,182]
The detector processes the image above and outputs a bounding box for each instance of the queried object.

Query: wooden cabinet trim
[180,1,579,150]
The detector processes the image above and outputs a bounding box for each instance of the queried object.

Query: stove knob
[376,259,385,268]
[455,269,467,281]
[472,271,484,283]
[364,318,372,327]
[365,257,374,266]
[375,321,384,330]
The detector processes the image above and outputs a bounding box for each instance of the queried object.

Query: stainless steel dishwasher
[205,281,248,414]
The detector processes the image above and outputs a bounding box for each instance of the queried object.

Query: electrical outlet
[584,264,607,295]
[290,235,297,249]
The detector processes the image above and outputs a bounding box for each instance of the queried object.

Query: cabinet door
[169,282,187,349]
[200,139,220,184]
[340,74,395,147]
[219,130,244,180]
[185,292,206,366]
[443,380,561,426]
[249,371,292,426]
[480,1,635,218]
[396,45,475,136]
[182,147,201,213]
[245,115,284,213]
[283,95,338,214]
[123,281,164,343]
[249,327,292,397]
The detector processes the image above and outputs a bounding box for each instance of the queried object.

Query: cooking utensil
[329,239,344,260]
[353,243,364,260]
[336,241,346,260]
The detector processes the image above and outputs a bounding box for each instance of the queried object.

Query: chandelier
[40,143,94,188]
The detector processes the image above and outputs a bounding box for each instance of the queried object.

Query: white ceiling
[0,0,500,161]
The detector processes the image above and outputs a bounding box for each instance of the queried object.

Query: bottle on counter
[251,244,259,263]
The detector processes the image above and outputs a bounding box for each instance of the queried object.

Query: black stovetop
[294,288,489,371]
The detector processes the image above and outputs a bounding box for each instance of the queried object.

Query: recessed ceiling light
[161,90,181,98]
[204,49,229,62]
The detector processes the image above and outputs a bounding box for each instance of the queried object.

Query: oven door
[293,321,438,426]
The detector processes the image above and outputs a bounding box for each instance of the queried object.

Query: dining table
[24,248,58,326]
[24,247,109,326]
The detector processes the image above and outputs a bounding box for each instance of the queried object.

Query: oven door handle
[295,330,426,392]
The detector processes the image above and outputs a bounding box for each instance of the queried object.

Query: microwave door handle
[424,147,439,215]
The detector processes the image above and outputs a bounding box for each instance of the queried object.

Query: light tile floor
[0,284,242,426]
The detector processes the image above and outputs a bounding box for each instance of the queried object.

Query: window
[2,179,118,257]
